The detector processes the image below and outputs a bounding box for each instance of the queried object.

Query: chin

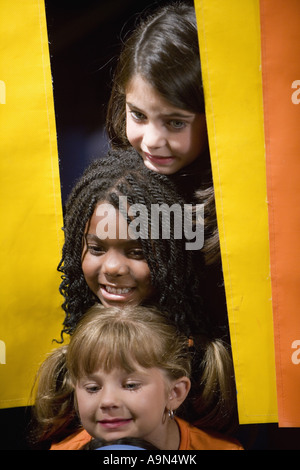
[144,160,175,175]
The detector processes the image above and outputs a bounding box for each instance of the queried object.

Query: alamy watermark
[95,196,204,250]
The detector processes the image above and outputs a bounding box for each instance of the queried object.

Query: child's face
[82,202,154,308]
[125,74,207,175]
[75,365,174,448]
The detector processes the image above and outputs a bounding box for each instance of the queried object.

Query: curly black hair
[58,148,207,338]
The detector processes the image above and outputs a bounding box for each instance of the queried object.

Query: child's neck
[167,417,181,450]
[152,417,180,450]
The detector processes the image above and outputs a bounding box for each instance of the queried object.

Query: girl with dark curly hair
[58,147,204,338]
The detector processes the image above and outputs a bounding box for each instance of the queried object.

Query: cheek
[82,255,100,285]
[81,260,91,282]
[76,390,90,418]
[126,119,140,146]
[138,266,155,299]
[135,263,151,285]
[174,131,193,154]
[173,130,202,165]
[77,390,99,422]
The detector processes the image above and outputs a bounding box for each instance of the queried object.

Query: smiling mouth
[144,153,175,165]
[99,418,133,429]
[104,285,133,295]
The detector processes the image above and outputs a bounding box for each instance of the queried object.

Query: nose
[99,385,120,410]
[142,123,166,149]
[102,249,129,277]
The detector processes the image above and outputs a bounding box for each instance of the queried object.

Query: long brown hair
[106,2,204,149]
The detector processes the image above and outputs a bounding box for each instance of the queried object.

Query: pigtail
[30,345,80,446]
[186,335,238,434]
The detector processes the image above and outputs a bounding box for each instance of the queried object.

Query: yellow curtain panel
[195,0,300,426]
[195,0,277,424]
[0,0,64,407]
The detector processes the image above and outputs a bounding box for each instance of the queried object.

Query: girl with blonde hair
[32,305,242,450]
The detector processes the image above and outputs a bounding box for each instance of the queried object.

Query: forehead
[86,201,152,244]
[87,202,129,239]
[126,74,191,116]
[89,201,127,229]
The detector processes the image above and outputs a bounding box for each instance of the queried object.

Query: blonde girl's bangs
[69,322,156,378]
[67,305,191,383]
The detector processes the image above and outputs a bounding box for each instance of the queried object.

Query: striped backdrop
[195,0,300,427]
[0,0,299,428]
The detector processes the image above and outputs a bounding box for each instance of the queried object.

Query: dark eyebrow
[163,112,194,119]
[85,234,100,242]
[126,101,140,109]
[85,233,143,247]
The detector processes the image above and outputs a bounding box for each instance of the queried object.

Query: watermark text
[95,196,204,250]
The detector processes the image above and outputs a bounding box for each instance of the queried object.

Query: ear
[167,376,191,411]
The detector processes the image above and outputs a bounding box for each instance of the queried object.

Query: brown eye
[128,248,145,259]
[130,110,146,121]
[87,244,105,255]
[169,120,186,130]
